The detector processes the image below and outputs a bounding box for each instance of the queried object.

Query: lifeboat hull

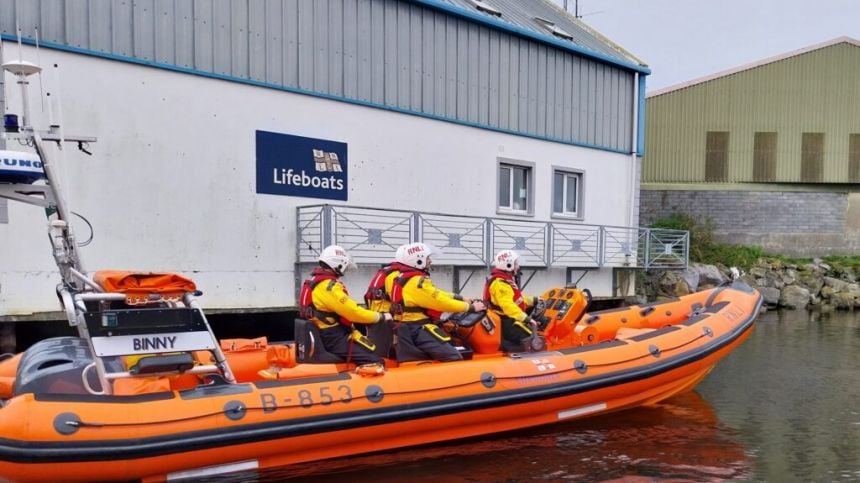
[0,282,761,482]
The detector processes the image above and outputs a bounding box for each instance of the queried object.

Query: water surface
[219,310,860,482]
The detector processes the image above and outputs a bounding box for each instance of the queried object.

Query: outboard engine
[0,150,46,184]
[14,337,121,396]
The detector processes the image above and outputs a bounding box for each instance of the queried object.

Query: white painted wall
[0,45,636,317]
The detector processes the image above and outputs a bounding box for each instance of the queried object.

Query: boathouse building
[0,0,684,321]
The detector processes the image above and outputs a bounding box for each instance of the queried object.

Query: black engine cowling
[14,337,121,396]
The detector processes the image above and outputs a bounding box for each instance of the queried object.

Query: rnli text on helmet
[273,168,345,190]
[408,246,424,255]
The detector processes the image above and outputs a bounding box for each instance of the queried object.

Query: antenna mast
[0,34,97,294]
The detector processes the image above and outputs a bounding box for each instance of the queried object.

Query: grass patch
[820,256,860,270]
[652,213,860,271]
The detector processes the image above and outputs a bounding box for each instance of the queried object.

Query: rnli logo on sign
[256,130,348,201]
[313,150,343,173]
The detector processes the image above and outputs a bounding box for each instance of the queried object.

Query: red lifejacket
[363,262,409,305]
[390,269,442,320]
[483,269,527,312]
[298,268,352,327]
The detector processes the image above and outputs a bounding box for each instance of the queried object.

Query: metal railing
[297,204,689,270]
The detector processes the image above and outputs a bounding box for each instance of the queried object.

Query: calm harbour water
[220,309,860,482]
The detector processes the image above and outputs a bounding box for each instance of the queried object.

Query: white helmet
[395,242,440,270]
[493,250,521,272]
[319,245,355,275]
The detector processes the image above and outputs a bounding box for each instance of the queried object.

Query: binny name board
[91,331,216,357]
[256,130,348,201]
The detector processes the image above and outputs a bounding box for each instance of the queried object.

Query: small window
[552,170,583,218]
[849,134,860,183]
[801,133,824,182]
[705,131,729,182]
[498,162,532,214]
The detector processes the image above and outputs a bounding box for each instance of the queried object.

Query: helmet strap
[319,261,342,276]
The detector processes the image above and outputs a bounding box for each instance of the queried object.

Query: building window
[705,131,729,182]
[753,132,777,182]
[497,161,532,214]
[801,133,824,182]
[552,169,583,218]
[850,134,860,183]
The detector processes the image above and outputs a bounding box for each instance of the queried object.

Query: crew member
[390,242,485,362]
[365,260,409,313]
[364,259,410,358]
[299,245,392,365]
[484,250,540,352]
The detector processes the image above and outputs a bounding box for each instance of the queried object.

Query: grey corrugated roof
[440,0,645,68]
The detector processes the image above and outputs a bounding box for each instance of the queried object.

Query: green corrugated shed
[644,37,860,184]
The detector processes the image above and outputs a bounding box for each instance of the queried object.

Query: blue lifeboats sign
[0,150,45,184]
[256,130,348,201]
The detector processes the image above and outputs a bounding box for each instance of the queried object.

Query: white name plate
[92,331,216,357]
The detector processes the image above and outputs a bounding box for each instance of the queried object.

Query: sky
[554,0,860,92]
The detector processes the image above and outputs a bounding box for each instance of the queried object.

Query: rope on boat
[65,407,243,428]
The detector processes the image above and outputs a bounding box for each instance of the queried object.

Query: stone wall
[640,261,860,312]
[640,189,859,256]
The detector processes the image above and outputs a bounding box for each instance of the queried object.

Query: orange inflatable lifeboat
[0,279,762,482]
[0,57,763,481]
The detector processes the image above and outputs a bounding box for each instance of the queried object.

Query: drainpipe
[629,72,639,230]
[620,72,641,296]
[0,39,6,150]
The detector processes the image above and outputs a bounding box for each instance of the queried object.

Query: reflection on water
[698,309,860,482]
[244,392,751,483]
[215,310,860,482]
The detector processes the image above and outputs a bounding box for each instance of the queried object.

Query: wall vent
[850,134,860,183]
[705,131,729,182]
[801,133,824,182]
[753,132,777,182]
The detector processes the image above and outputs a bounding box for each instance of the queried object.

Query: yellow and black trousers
[395,320,462,363]
[316,322,383,365]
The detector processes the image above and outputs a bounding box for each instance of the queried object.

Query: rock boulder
[779,285,811,309]
[760,287,781,307]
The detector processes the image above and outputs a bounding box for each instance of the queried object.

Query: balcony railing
[297,204,688,270]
